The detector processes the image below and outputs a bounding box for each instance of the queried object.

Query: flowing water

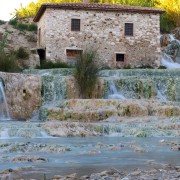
[108,80,126,99]
[0,81,10,120]
[0,121,179,179]
[161,34,180,69]
[5,35,180,178]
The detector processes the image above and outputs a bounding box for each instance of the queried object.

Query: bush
[28,24,37,31]
[16,23,28,31]
[9,19,18,26]
[36,61,72,69]
[15,47,29,59]
[74,49,100,99]
[160,14,176,33]
[158,65,167,69]
[0,20,6,25]
[0,51,19,72]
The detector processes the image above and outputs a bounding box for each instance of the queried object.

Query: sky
[0,0,37,21]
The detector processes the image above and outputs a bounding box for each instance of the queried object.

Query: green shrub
[36,61,72,69]
[28,24,37,31]
[9,19,18,26]
[16,23,28,31]
[160,14,176,33]
[0,51,19,72]
[158,65,167,69]
[0,20,6,25]
[16,47,29,59]
[74,49,100,99]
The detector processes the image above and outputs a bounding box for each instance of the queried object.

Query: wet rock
[172,28,180,40]
[171,146,180,151]
[160,34,171,47]
[107,144,121,151]
[43,121,100,137]
[52,175,64,180]
[97,142,104,148]
[0,142,71,153]
[52,173,77,180]
[129,144,145,152]
[88,149,101,155]
[12,156,48,162]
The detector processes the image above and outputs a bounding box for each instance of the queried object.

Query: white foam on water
[0,128,10,139]
[0,81,11,120]
[169,34,175,41]
[161,53,180,69]
[108,81,126,100]
[156,89,167,101]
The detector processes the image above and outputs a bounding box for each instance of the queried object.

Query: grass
[0,51,19,72]
[15,47,29,59]
[9,18,37,32]
[36,61,72,69]
[74,49,100,99]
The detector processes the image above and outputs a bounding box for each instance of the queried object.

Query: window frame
[116,53,125,62]
[71,19,81,31]
[124,23,134,36]
[66,49,83,59]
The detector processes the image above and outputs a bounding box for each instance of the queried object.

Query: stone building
[34,3,164,68]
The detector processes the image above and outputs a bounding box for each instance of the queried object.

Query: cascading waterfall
[161,34,180,69]
[155,84,167,101]
[0,80,10,120]
[42,75,67,105]
[108,80,126,99]
[161,53,180,69]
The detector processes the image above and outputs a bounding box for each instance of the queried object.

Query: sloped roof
[34,3,165,22]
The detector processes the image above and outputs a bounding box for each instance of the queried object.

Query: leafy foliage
[74,49,100,99]
[160,14,176,33]
[155,0,180,27]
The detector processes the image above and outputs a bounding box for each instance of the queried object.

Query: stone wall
[0,72,41,120]
[38,12,47,48]
[38,9,161,68]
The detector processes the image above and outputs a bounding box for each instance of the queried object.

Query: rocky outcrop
[0,72,41,119]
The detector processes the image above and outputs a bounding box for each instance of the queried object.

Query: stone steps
[39,99,180,121]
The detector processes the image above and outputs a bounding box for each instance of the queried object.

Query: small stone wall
[0,72,41,120]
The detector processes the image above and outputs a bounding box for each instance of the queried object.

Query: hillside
[0,22,39,69]
[0,23,36,52]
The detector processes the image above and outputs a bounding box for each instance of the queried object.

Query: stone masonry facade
[34,3,164,68]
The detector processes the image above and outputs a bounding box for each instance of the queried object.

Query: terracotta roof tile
[34,3,165,22]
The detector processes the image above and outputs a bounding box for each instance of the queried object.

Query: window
[116,53,125,62]
[66,49,82,58]
[125,23,133,36]
[71,19,80,31]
